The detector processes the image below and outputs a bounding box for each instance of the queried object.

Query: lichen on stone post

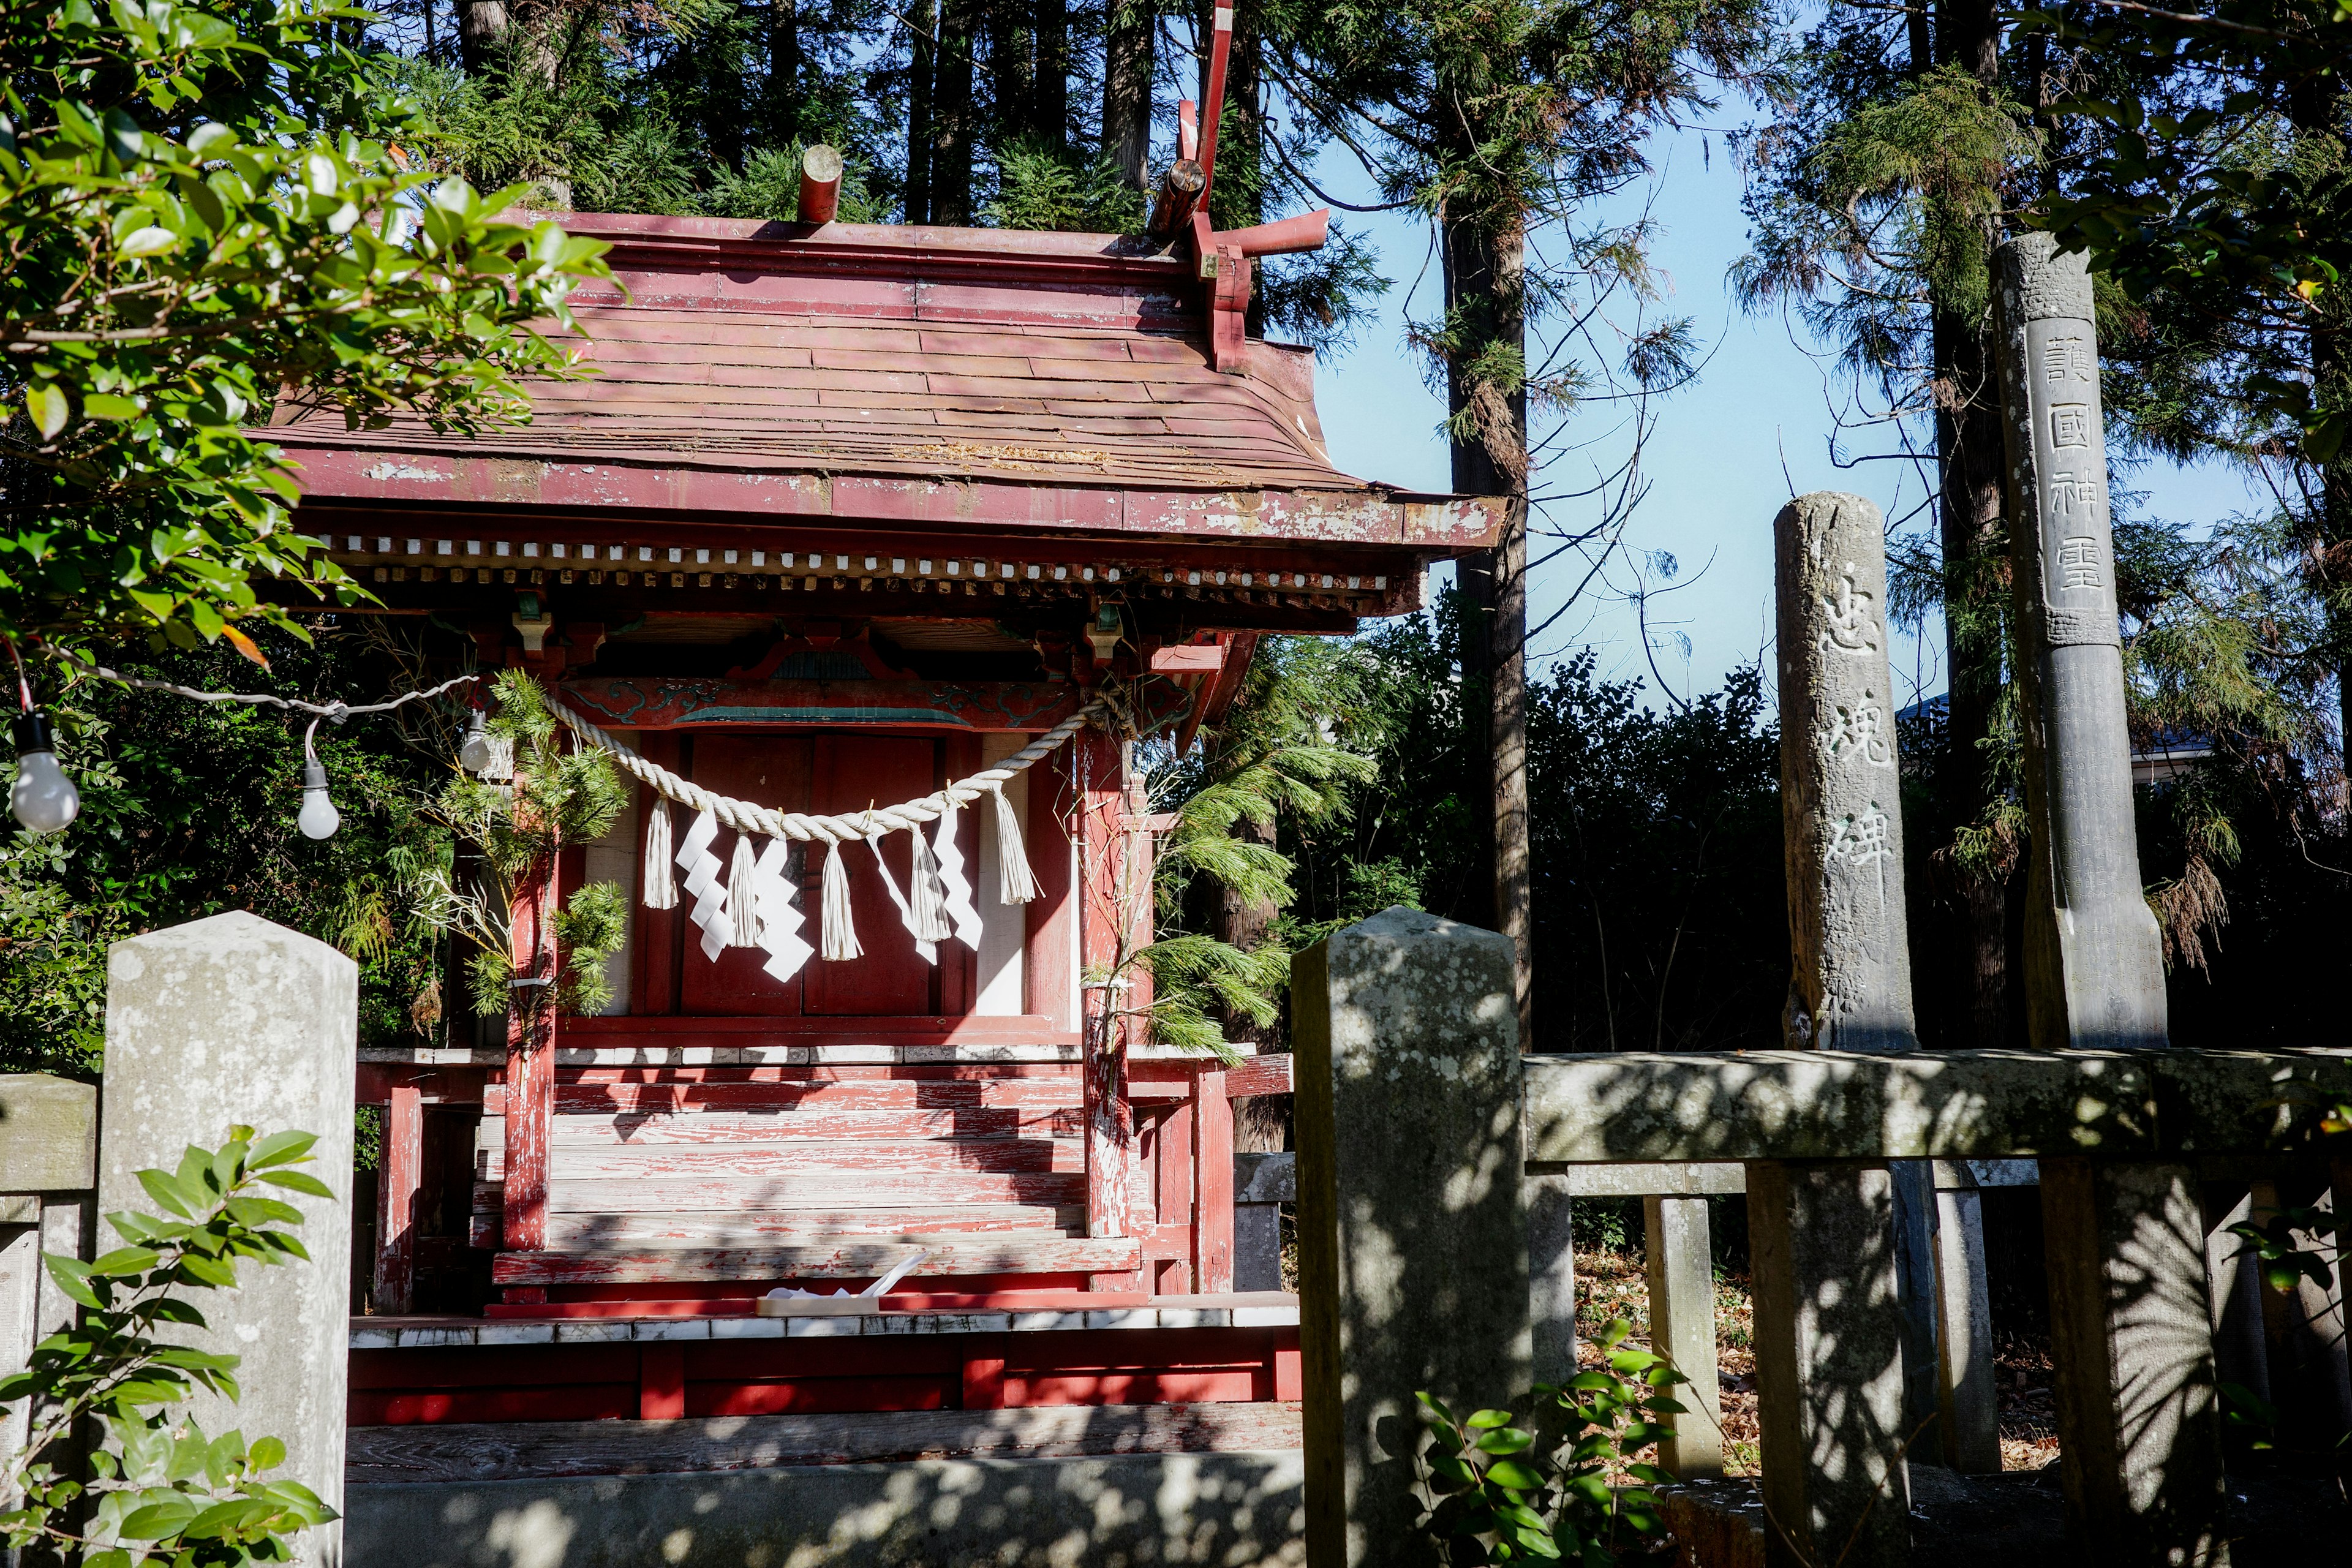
[1773,491,1917,1052]
[1997,231,2223,1566]
[1291,907,1529,1568]
[102,911,356,1568]
[1995,232,2167,1053]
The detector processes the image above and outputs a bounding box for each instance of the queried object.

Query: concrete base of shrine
[345,1450,1307,1566]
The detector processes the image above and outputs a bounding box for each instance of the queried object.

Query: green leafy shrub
[982,139,1145,235]
[0,1129,335,1565]
[1412,1319,1686,1564]
[0,0,609,652]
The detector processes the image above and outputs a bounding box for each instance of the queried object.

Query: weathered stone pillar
[1234,1150,1295,1295]
[1997,235,2168,1053]
[0,1075,95,1528]
[1768,490,1920,1559]
[2201,1183,2271,1423]
[1644,1194,1722,1481]
[1292,907,1528,1568]
[1929,1169,2002,1474]
[1748,1161,1910,1568]
[2040,1158,2225,1566]
[103,912,356,1568]
[1526,1172,1578,1386]
[1775,490,1913,1057]
[1998,232,2224,1565]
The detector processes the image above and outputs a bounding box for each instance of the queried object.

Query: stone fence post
[1764,491,1914,1568]
[1774,490,2002,1498]
[103,912,356,1568]
[1292,907,1528,1568]
[1997,232,2223,1566]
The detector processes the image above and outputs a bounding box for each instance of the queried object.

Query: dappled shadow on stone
[1660,1465,2352,1568]
[2041,1158,2226,1564]
[1292,908,1531,1568]
[342,1451,1308,1567]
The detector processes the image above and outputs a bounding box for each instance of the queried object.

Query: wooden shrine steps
[492,1237,1143,1286]
[479,1052,1138,1300]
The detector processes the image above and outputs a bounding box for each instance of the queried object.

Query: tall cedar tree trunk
[932,0,976,224]
[1033,0,1067,149]
[1216,818,1288,1152]
[458,0,506,72]
[2286,75,2352,756]
[1101,0,1153,189]
[986,0,1035,157]
[907,0,936,222]
[768,0,801,144]
[1442,212,1534,1047]
[1932,0,2011,1049]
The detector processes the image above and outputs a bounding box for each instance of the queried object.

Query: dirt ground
[1571,1245,2060,1476]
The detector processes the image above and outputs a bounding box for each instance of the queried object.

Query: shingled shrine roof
[274,213,1491,554]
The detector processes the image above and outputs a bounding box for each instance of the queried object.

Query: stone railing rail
[1292,909,2347,1568]
[1522,1047,2352,1165]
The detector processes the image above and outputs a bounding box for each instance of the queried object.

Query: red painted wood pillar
[1156,1098,1194,1293]
[1074,726,1140,1291]
[1194,1069,1235,1294]
[1025,741,1077,1031]
[372,1085,423,1314]
[502,851,558,1265]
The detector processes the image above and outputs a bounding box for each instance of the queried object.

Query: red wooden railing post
[1194,1069,1234,1293]
[373,1084,423,1314]
[962,1341,1007,1410]
[638,1343,686,1420]
[502,852,559,1265]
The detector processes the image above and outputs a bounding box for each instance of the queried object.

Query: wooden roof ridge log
[799,145,843,227]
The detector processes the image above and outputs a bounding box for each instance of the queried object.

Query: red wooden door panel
[804,736,940,1017]
[680,736,814,1016]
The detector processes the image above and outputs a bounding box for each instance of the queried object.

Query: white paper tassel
[753,837,813,981]
[727,833,761,948]
[932,804,982,951]
[642,800,677,910]
[867,833,939,965]
[906,823,953,944]
[678,807,730,962]
[989,783,1041,905]
[819,840,862,962]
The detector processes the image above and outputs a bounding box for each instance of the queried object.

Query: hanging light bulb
[458,708,497,774]
[298,759,341,840]
[297,718,340,840]
[10,713,80,835]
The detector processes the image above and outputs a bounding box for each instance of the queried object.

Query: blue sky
[1304,121,2270,710]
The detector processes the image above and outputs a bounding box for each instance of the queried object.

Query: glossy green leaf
[1483,1458,1546,1491]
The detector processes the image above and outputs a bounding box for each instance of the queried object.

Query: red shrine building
[286,204,1497,1429]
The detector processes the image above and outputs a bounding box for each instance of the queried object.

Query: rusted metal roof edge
[279,444,1504,552]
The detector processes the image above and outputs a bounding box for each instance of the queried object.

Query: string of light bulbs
[3,639,481,840]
